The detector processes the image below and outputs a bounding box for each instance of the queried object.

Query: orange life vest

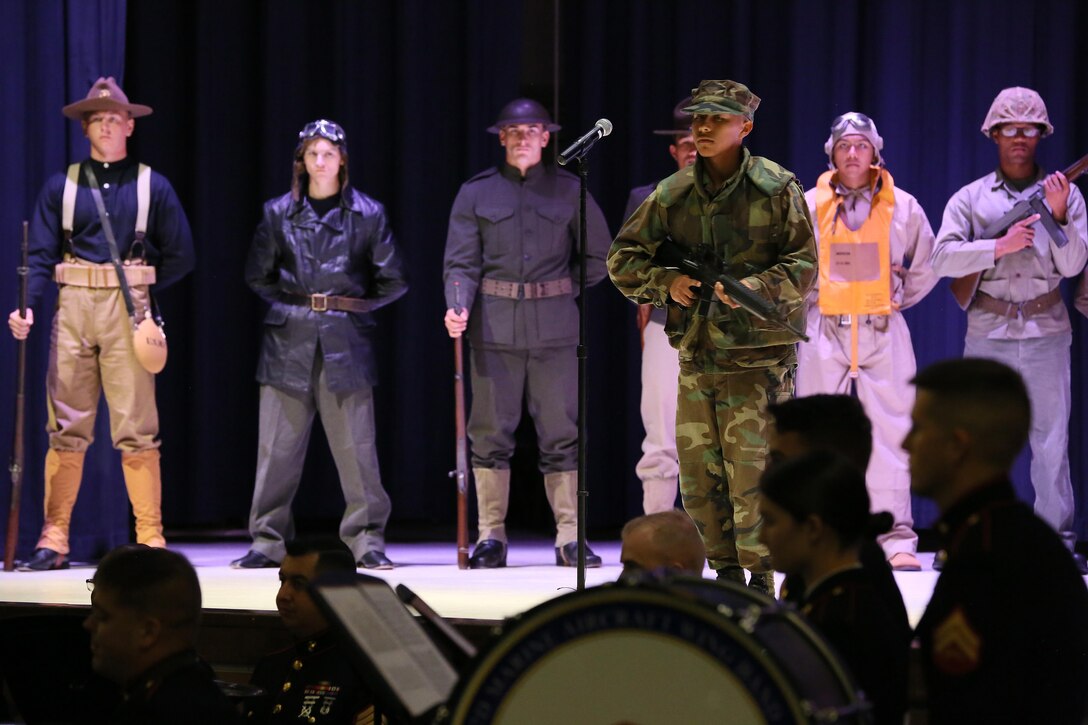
[814,166,895,315]
[813,167,895,376]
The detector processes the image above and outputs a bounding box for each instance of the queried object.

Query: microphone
[557,118,613,166]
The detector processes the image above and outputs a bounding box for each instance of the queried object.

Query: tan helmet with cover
[981,87,1053,137]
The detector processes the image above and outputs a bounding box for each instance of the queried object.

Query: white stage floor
[0,540,946,627]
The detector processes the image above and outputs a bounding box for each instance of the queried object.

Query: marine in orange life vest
[796,112,938,572]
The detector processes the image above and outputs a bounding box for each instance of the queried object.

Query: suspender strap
[62,163,80,242]
[135,163,151,239]
[83,163,137,319]
[62,162,152,254]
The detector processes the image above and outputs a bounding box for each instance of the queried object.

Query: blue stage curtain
[4,0,1088,560]
[0,0,129,562]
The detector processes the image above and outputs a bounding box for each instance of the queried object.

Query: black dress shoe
[469,539,507,569]
[932,550,947,571]
[230,550,279,569]
[555,541,602,568]
[359,550,395,570]
[17,547,68,571]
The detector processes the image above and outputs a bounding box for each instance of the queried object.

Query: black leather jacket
[246,188,408,393]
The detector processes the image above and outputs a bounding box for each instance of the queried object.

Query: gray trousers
[797,312,918,557]
[248,355,390,561]
[965,332,1074,533]
[468,345,577,472]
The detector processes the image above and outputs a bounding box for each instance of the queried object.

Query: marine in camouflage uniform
[608,80,816,593]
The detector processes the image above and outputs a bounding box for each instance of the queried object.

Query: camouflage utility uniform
[609,144,815,580]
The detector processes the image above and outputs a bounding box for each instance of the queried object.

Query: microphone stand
[559,120,610,591]
[575,158,589,591]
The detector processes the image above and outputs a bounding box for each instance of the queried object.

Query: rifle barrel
[5,221,30,571]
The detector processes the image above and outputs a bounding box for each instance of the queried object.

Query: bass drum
[440,576,870,724]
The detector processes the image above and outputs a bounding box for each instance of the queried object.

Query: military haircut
[285,535,356,576]
[92,545,202,631]
[767,394,873,472]
[621,509,706,575]
[911,357,1030,470]
[760,450,890,549]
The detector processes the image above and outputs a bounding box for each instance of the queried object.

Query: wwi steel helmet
[981,87,1053,138]
[824,112,884,168]
[487,98,561,134]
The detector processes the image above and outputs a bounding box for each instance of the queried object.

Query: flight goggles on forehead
[298,119,346,144]
[830,112,875,135]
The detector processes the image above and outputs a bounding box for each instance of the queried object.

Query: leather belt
[54,261,156,288]
[480,277,572,300]
[282,293,372,313]
[972,288,1062,319]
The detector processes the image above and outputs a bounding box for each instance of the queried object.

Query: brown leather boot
[121,449,165,548]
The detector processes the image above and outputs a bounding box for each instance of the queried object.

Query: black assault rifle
[652,236,809,341]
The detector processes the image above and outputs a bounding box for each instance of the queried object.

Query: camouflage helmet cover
[487,98,561,134]
[683,80,760,119]
[981,87,1053,138]
[824,112,884,168]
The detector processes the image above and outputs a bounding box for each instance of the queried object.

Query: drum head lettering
[449,588,810,724]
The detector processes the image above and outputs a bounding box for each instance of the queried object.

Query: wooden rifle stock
[951,150,1088,309]
[1060,151,1088,184]
[449,284,470,569]
[5,222,29,571]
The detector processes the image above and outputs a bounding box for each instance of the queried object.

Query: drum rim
[448,583,814,724]
[671,576,871,719]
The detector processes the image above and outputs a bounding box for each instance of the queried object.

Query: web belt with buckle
[282,293,372,313]
[972,288,1062,319]
[479,277,572,299]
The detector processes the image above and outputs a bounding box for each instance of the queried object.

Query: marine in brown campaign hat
[62,77,153,120]
[651,96,694,136]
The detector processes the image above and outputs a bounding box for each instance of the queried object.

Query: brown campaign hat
[651,96,694,136]
[62,77,153,120]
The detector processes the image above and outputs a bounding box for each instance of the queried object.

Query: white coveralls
[624,183,681,514]
[797,178,938,557]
